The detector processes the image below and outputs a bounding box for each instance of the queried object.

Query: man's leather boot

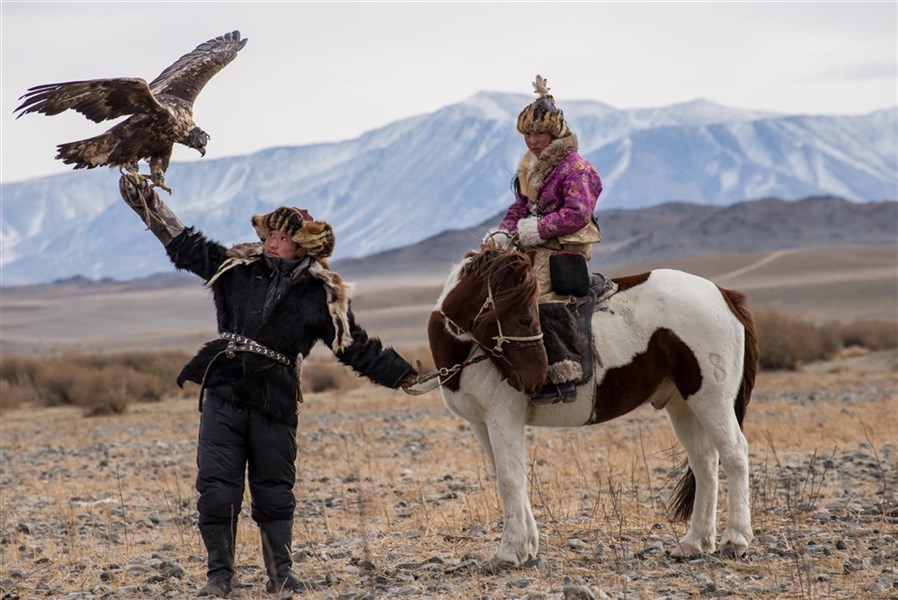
[260,520,303,597]
[198,522,237,597]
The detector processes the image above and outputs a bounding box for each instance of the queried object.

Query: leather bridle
[440,276,543,357]
[408,276,543,393]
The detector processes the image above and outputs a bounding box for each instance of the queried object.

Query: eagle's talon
[152,181,173,195]
[121,168,147,190]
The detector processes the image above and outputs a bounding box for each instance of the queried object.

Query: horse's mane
[460,249,538,324]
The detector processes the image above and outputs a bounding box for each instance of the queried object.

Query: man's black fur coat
[167,228,415,426]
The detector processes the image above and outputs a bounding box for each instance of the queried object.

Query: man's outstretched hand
[118,174,184,246]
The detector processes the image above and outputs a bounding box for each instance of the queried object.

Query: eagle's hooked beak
[188,127,210,157]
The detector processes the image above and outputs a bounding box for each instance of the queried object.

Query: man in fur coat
[484,75,603,404]
[119,175,416,597]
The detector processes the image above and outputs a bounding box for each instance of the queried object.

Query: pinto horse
[428,248,759,568]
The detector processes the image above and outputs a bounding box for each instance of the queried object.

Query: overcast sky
[2,1,895,183]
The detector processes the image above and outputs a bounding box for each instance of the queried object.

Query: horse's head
[437,248,548,396]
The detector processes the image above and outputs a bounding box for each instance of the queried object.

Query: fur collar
[308,260,353,352]
[206,242,352,352]
[516,134,579,202]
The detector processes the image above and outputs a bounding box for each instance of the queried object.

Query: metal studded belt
[220,332,293,367]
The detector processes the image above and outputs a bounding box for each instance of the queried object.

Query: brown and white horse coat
[430,255,758,568]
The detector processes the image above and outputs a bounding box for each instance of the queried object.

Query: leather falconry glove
[118,174,185,246]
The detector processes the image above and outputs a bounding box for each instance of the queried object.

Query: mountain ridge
[2,93,895,285]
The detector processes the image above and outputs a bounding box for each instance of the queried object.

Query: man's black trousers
[196,392,297,526]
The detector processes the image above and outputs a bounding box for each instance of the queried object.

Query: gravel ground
[1,354,896,600]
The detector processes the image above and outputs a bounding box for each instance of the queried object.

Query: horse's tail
[669,287,758,522]
[723,288,758,427]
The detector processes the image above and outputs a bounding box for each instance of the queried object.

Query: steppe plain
[1,243,896,599]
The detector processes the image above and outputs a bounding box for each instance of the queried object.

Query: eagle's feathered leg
[149,159,172,195]
[150,171,172,195]
[120,162,145,185]
[120,164,157,218]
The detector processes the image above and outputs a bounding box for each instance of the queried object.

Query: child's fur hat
[516,75,571,139]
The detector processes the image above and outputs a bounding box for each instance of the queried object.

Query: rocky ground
[1,351,896,600]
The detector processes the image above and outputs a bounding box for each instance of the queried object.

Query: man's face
[264,229,307,259]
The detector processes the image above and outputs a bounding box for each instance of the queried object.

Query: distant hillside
[332,196,898,280]
[8,195,894,291]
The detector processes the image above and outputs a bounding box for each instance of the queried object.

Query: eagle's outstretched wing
[15,30,247,191]
[149,30,248,106]
[15,78,166,123]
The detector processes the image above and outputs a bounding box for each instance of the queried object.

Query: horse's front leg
[467,419,496,476]
[483,399,539,568]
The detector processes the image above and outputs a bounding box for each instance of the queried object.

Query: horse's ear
[525,250,537,267]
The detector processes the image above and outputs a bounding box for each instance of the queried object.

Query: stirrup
[530,382,576,404]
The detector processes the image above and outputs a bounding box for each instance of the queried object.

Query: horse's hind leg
[689,396,752,557]
[666,396,720,556]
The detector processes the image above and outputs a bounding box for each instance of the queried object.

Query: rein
[402,353,490,395]
[403,275,543,396]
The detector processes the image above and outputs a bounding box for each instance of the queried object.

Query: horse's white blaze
[433,258,478,342]
[433,257,467,312]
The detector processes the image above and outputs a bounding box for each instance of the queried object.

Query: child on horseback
[483,75,603,403]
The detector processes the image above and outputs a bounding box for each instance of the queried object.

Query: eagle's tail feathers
[56,133,118,169]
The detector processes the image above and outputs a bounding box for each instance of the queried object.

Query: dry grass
[1,355,896,599]
[0,351,194,415]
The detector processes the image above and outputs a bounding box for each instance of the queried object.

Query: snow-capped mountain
[2,93,895,285]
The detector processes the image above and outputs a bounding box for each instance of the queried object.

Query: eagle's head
[188,127,210,157]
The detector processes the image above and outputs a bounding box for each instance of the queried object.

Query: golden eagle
[15,30,248,193]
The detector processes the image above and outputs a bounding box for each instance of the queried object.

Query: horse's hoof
[479,557,516,574]
[669,542,703,559]
[720,543,748,558]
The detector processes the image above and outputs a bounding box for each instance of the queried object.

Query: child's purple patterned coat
[498,134,602,243]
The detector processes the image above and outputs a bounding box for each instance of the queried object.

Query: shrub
[0,355,42,387]
[0,350,192,413]
[299,345,432,393]
[0,380,27,412]
[302,356,363,393]
[833,320,898,351]
[755,309,840,370]
[35,361,82,406]
[69,365,132,416]
[73,350,191,382]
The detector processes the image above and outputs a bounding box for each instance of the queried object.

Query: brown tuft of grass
[832,319,898,351]
[756,309,840,370]
[0,379,28,411]
[302,355,365,393]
